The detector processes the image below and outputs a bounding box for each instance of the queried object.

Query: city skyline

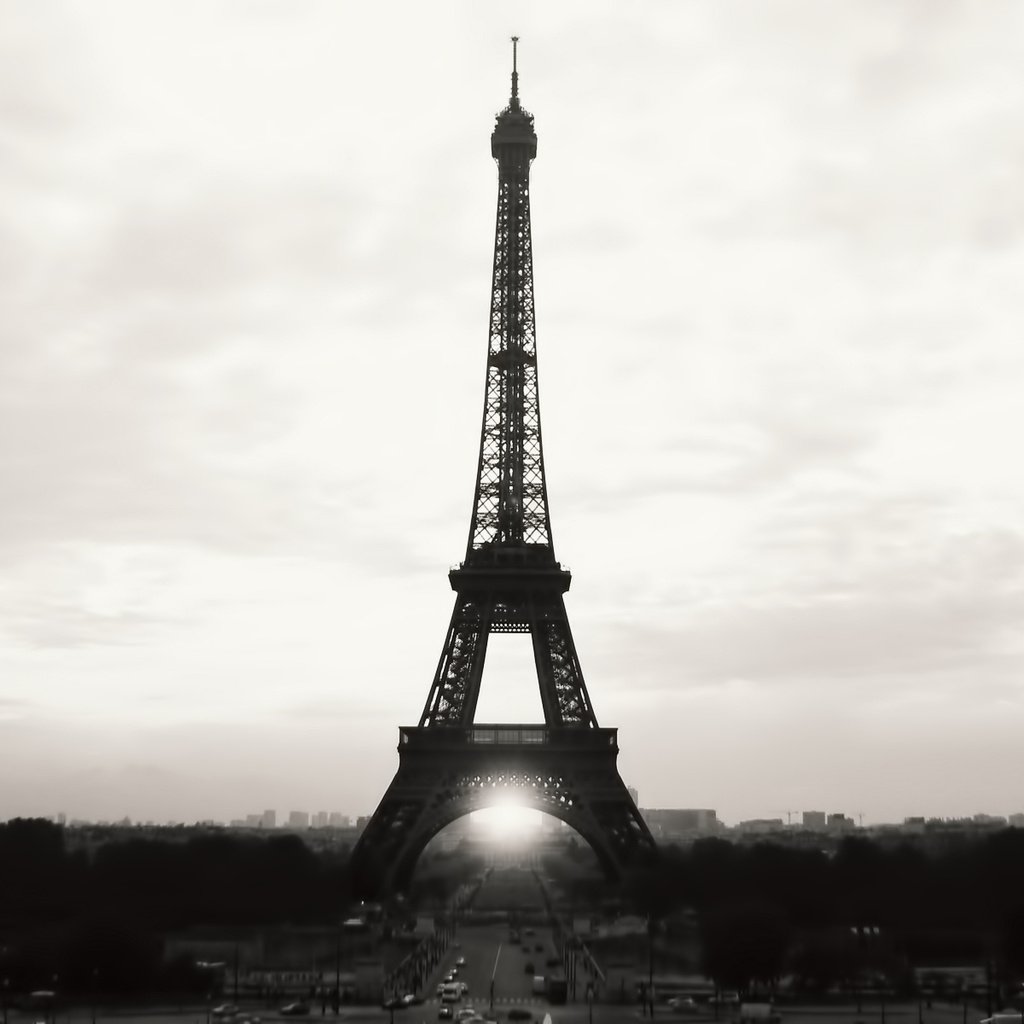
[3,2,1024,827]
[20,803,1024,832]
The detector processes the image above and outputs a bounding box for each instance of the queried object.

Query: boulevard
[1,998,984,1024]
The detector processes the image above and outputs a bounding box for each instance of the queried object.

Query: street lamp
[648,917,655,1018]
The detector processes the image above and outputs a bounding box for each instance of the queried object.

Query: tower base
[350,724,656,896]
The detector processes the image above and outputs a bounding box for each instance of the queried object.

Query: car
[508,1011,532,1022]
[212,1007,239,1019]
[524,962,534,974]
[456,1009,478,1021]
[437,984,446,997]
[459,983,469,996]
[280,1005,310,1017]
[668,997,698,1013]
[237,1016,261,1024]
[402,994,422,1006]
[455,957,466,967]
[438,1009,453,1021]
[381,996,407,1011]
[545,957,559,968]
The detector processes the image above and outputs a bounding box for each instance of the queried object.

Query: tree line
[622,833,1024,998]
[0,818,476,997]
[4,818,1024,1001]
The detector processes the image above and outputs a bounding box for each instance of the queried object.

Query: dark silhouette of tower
[350,41,656,895]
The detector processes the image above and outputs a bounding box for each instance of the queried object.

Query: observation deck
[399,723,617,751]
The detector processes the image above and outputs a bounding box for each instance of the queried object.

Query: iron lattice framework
[351,42,655,896]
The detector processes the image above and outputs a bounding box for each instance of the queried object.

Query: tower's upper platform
[492,37,537,159]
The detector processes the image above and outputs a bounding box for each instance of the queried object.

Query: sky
[2,0,1023,829]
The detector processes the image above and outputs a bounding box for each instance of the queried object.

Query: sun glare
[473,800,541,838]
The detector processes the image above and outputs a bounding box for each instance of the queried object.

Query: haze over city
[3,1,1023,828]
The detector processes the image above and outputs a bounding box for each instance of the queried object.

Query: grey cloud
[2,601,163,650]
[597,527,1024,687]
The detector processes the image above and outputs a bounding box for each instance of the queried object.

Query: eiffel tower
[350,41,656,896]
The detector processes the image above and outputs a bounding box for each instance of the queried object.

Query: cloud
[594,526,1024,689]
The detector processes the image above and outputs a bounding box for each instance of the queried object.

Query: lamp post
[648,916,655,1018]
[334,920,342,1013]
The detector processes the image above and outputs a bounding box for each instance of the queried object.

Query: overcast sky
[2,1,1023,828]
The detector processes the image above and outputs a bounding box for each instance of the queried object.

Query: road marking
[491,942,503,979]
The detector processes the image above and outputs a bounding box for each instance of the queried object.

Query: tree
[700,902,792,995]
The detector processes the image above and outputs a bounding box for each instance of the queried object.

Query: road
[5,1001,984,1024]
[426,921,561,1010]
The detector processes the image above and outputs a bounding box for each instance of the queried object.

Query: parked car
[280,1005,310,1017]
[381,996,407,1011]
[212,1006,239,1018]
[456,1008,478,1021]
[455,956,466,967]
[667,997,698,1013]
[710,993,740,1007]
[739,1003,781,1024]
[438,1009,453,1021]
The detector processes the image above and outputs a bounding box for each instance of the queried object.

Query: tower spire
[511,35,519,107]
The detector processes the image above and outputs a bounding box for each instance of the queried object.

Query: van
[441,984,462,1004]
[739,1004,781,1024]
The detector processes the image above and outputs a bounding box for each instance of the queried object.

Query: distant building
[56,812,67,826]
[312,811,329,828]
[802,810,826,830]
[1009,813,1024,827]
[737,818,785,834]
[972,813,1007,826]
[329,812,349,827]
[641,808,719,840]
[827,813,854,831]
[261,809,277,829]
[288,811,309,829]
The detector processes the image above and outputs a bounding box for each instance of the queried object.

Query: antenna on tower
[510,35,520,105]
